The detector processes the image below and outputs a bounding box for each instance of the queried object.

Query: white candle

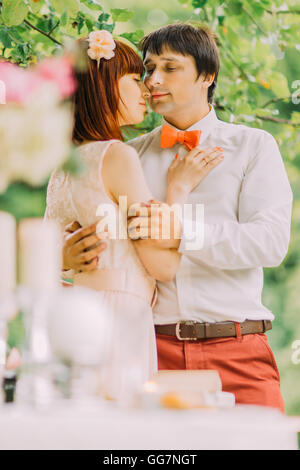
[0,211,16,296]
[19,218,61,291]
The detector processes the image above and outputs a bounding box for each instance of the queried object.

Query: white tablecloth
[0,400,299,450]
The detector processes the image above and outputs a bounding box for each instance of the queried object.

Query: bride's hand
[62,221,108,272]
[167,146,224,196]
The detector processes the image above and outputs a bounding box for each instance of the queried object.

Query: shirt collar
[161,104,218,144]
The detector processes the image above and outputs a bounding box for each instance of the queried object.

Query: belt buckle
[175,321,198,341]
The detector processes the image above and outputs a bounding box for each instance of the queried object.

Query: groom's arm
[178,132,293,270]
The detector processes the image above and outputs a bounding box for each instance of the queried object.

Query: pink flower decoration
[87,30,116,68]
[34,55,76,99]
[0,61,40,104]
[6,347,22,370]
[0,55,76,104]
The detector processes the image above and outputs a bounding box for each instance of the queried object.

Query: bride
[45,30,223,400]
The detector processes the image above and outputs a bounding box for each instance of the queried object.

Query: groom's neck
[163,102,210,130]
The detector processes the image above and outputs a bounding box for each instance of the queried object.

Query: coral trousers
[156,323,285,413]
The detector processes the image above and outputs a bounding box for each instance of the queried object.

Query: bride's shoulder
[104,140,139,166]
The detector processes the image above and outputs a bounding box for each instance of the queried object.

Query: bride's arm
[102,142,182,282]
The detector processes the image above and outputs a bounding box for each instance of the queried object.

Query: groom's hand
[127,200,182,249]
[63,221,108,272]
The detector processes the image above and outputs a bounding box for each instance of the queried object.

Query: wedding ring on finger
[193,152,209,166]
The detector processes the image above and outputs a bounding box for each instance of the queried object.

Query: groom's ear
[200,73,215,89]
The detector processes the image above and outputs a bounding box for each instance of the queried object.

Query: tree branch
[218,36,251,80]
[24,19,62,46]
[261,96,292,108]
[266,9,300,15]
[203,6,209,22]
[0,0,62,46]
[242,6,267,35]
[214,100,300,126]
[214,100,233,113]
[255,114,300,126]
[48,20,60,36]
[223,49,250,81]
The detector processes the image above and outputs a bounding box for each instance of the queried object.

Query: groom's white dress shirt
[128,106,293,324]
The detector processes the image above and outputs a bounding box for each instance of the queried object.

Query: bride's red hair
[72,38,144,143]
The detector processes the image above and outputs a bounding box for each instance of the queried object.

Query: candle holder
[100,300,152,408]
[0,293,18,405]
[0,211,17,403]
[47,286,111,402]
[15,287,62,409]
[15,218,64,408]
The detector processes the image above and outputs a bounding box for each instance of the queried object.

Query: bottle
[2,370,17,403]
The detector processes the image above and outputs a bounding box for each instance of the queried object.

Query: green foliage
[0,183,47,221]
[1,0,300,416]
[61,146,86,175]
[7,312,26,350]
[49,0,80,16]
[110,8,134,22]
[120,29,144,48]
[1,0,29,27]
[192,0,208,8]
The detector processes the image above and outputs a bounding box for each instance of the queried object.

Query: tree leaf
[245,0,265,18]
[97,13,110,23]
[236,103,252,115]
[85,18,95,32]
[80,0,103,11]
[225,0,243,16]
[0,27,12,48]
[61,11,68,26]
[268,72,290,98]
[291,112,300,125]
[1,0,29,27]
[192,0,208,8]
[217,15,225,26]
[50,0,80,16]
[120,29,144,47]
[28,0,45,15]
[100,23,114,33]
[110,9,134,22]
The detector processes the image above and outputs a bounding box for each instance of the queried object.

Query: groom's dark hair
[139,23,219,104]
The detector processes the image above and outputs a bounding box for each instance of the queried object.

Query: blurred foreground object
[16,218,62,408]
[0,58,75,193]
[0,401,299,450]
[0,211,17,403]
[48,286,110,400]
[137,370,235,410]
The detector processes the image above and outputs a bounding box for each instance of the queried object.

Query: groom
[64,23,293,411]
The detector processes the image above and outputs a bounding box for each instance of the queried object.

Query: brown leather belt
[155,320,272,341]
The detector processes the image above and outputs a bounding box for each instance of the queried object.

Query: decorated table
[0,400,299,450]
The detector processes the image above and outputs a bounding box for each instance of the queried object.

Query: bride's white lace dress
[45,139,158,400]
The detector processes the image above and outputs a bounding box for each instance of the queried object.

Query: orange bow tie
[161,124,201,151]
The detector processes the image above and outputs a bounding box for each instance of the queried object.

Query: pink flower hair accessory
[86,30,116,68]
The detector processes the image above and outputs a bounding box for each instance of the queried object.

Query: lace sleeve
[45,170,77,231]
[45,169,77,283]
